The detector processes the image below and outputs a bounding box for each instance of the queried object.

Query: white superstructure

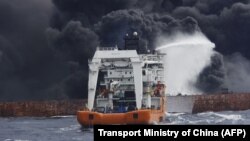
[87,32,166,113]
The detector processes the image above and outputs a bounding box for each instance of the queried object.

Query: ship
[77,32,166,126]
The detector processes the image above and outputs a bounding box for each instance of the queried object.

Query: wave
[164,110,249,124]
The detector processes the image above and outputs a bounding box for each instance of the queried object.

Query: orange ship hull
[77,109,165,126]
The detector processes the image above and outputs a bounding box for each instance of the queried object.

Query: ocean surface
[1,110,250,141]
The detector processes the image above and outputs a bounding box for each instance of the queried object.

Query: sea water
[1,110,250,141]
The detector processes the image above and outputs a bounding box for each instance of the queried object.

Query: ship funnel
[124,32,139,50]
[124,31,147,54]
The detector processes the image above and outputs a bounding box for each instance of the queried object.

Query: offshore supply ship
[77,32,166,126]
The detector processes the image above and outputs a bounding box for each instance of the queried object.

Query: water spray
[156,32,215,95]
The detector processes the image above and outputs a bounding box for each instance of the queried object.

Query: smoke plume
[224,53,250,93]
[196,52,226,93]
[1,0,250,101]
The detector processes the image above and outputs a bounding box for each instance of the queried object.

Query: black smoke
[47,21,99,99]
[94,9,199,49]
[0,0,64,101]
[224,53,250,93]
[49,0,250,94]
[1,0,250,101]
[196,52,226,93]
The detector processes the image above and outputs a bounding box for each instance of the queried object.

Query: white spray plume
[156,31,215,95]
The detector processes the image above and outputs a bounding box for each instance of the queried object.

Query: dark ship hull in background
[0,93,250,117]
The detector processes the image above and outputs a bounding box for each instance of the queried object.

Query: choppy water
[1,110,250,141]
